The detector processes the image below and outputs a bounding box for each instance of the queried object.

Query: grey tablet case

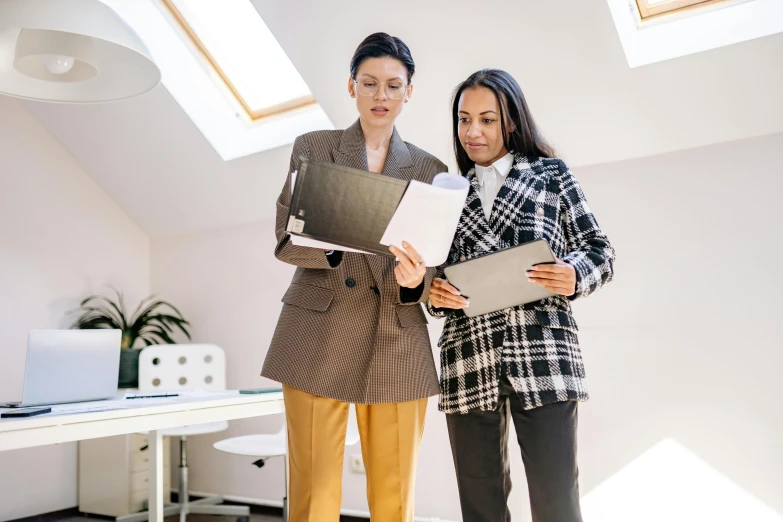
[287,157,408,257]
[443,239,557,317]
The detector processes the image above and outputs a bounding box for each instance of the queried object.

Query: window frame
[635,0,738,21]
[160,0,316,121]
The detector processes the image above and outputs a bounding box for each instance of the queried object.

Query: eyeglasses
[353,78,407,100]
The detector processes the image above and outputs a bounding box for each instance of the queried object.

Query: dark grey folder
[443,239,557,317]
[287,158,408,257]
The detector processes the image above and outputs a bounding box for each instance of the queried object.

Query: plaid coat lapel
[488,156,546,241]
[463,167,504,256]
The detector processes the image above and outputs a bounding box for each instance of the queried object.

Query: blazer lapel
[332,119,368,171]
[487,156,527,232]
[465,168,503,255]
[332,120,409,287]
[381,127,415,181]
[489,155,545,238]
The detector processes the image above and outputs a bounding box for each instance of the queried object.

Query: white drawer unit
[79,433,171,517]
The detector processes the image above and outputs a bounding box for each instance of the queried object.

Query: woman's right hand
[430,278,469,309]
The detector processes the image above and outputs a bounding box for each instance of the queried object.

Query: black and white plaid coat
[428,153,615,414]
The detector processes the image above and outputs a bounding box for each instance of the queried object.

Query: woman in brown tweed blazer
[261,33,447,522]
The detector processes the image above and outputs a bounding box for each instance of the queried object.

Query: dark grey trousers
[446,378,583,522]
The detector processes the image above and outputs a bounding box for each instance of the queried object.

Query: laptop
[1,329,121,407]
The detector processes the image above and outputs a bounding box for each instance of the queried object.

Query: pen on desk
[125,393,179,399]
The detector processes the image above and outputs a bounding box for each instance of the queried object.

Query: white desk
[0,391,284,522]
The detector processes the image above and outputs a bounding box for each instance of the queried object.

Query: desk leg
[149,429,164,522]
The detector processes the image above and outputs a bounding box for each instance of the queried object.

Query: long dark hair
[452,69,555,175]
[350,32,415,83]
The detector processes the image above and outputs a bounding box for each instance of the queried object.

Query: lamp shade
[0,0,161,103]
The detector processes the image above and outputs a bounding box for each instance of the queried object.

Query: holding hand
[389,241,426,289]
[527,258,577,296]
[429,278,469,310]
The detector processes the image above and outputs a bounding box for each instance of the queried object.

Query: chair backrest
[138,344,226,391]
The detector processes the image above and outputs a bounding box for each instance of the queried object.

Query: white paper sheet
[286,169,373,254]
[289,234,373,254]
[380,173,470,267]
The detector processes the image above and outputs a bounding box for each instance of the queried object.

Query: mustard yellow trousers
[282,385,428,522]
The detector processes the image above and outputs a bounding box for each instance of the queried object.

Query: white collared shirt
[474,152,514,220]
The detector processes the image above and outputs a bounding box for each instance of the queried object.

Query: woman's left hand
[389,241,426,289]
[527,258,577,296]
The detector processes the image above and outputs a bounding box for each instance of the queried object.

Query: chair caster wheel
[236,516,250,522]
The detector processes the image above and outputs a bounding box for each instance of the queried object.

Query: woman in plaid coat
[428,69,616,522]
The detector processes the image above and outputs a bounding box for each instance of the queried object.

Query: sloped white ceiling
[19,0,783,236]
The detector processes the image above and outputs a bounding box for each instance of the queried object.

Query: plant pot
[118,348,143,388]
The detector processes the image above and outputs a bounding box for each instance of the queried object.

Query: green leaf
[141,325,176,345]
[106,290,128,330]
[130,300,190,340]
[67,290,189,345]
[70,295,126,329]
[150,314,192,339]
[129,294,158,325]
[137,335,156,347]
[72,317,119,330]
[130,300,169,327]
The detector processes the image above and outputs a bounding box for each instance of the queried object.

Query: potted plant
[67,288,192,388]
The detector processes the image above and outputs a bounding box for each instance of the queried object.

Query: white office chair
[213,405,361,522]
[133,344,250,522]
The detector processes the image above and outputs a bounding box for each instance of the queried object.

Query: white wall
[150,130,783,521]
[0,97,150,522]
[572,131,783,519]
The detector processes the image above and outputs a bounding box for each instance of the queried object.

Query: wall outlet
[349,453,366,474]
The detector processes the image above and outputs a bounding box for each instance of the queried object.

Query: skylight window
[606,0,782,67]
[101,0,333,160]
[635,0,744,21]
[161,0,315,120]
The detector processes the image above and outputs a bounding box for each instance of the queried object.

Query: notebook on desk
[443,239,557,318]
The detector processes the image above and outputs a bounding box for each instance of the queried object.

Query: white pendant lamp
[0,0,161,103]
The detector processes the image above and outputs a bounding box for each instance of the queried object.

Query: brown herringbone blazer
[261,119,447,404]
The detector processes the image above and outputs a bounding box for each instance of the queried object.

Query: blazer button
[370,285,380,295]
[536,207,545,217]
[345,278,356,288]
